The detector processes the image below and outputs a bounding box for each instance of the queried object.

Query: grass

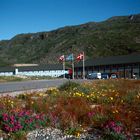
[0,79,140,139]
[0,76,57,83]
[0,76,24,82]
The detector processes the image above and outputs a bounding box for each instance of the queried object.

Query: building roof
[17,64,64,72]
[13,64,38,67]
[0,64,64,72]
[0,67,15,72]
[75,54,140,67]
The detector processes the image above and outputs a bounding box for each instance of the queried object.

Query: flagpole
[63,59,65,79]
[72,53,74,79]
[83,51,85,79]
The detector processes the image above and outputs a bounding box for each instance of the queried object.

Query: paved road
[0,79,89,93]
[0,79,69,93]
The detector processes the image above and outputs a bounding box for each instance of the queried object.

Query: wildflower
[39,93,43,96]
[114,125,123,133]
[11,101,14,104]
[136,95,139,99]
[104,121,123,134]
[31,101,34,104]
[115,93,119,97]
[76,132,80,137]
[87,95,89,98]
[35,114,40,119]
[10,115,15,121]
[2,113,8,121]
[88,111,95,117]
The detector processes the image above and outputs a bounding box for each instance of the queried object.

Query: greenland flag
[59,55,65,61]
[76,52,84,61]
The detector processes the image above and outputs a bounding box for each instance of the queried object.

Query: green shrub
[59,81,80,91]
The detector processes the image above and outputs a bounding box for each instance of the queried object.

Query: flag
[59,55,65,61]
[76,52,84,61]
[76,52,85,79]
[66,54,74,61]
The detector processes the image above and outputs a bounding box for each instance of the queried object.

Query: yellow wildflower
[31,101,34,104]
[11,101,14,104]
[87,95,89,98]
[121,100,124,103]
[136,95,139,99]
[76,132,80,137]
[39,93,43,96]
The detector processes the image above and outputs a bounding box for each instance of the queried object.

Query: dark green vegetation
[0,76,55,82]
[0,76,24,82]
[0,14,140,66]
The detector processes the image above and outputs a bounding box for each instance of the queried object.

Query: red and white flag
[76,52,84,61]
[59,55,65,61]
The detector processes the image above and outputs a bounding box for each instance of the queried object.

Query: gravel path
[26,128,101,140]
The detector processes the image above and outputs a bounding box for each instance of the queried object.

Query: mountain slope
[0,14,140,66]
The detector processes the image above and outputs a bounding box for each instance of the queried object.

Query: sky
[0,0,140,40]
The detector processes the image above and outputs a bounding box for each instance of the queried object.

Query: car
[110,74,117,79]
[87,72,101,79]
[101,73,109,79]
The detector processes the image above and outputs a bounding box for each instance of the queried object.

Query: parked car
[101,73,109,79]
[133,73,138,79]
[87,72,101,79]
[110,74,117,79]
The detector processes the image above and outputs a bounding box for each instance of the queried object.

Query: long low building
[0,64,68,77]
[74,53,140,79]
[0,54,140,79]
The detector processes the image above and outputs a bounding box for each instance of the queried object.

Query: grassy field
[0,79,140,139]
[0,76,24,82]
[0,76,56,83]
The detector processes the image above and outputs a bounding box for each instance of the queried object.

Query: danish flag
[59,55,65,61]
[76,52,84,61]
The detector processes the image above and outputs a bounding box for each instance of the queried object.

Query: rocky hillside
[0,14,140,66]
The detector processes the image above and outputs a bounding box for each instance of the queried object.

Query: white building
[0,64,68,77]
